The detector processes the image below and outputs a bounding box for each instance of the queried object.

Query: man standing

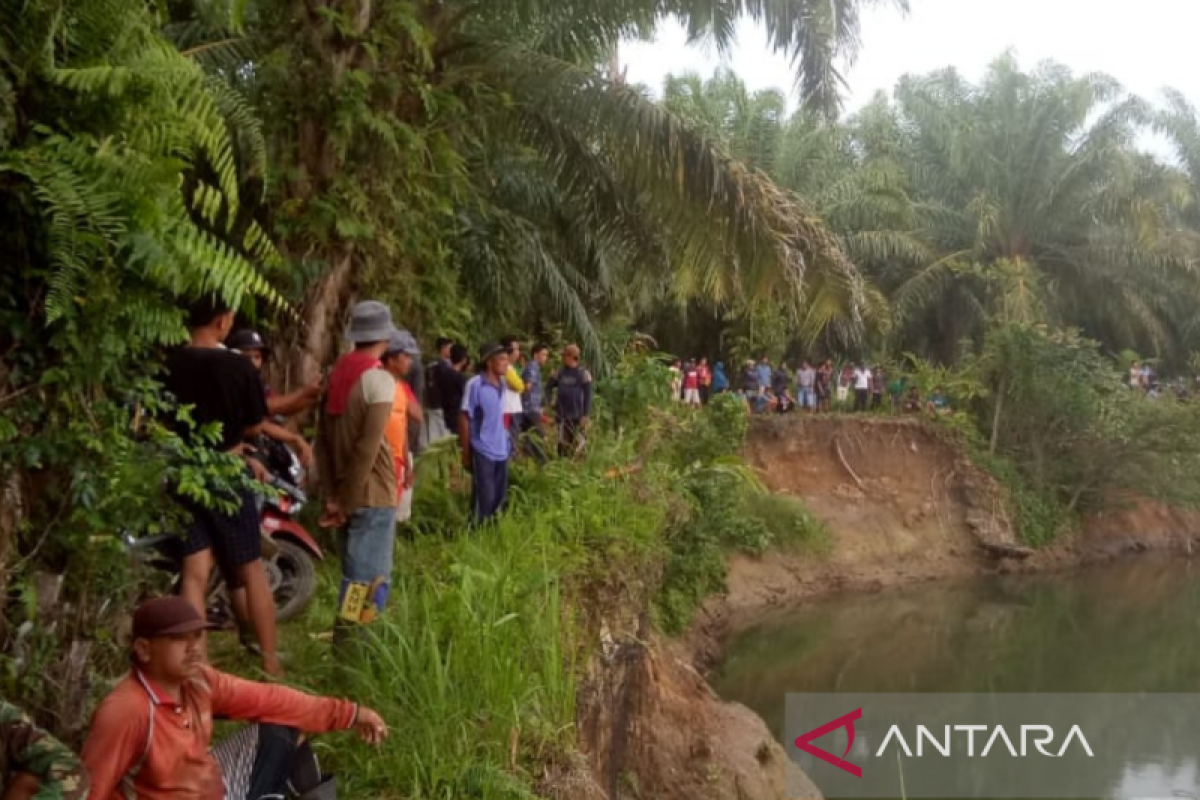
[697,358,712,404]
[548,344,593,457]
[82,597,387,800]
[755,356,772,398]
[871,365,887,410]
[681,360,701,406]
[460,342,514,521]
[521,344,550,462]
[316,301,398,629]
[436,344,469,436]
[422,337,454,443]
[380,330,421,525]
[1,702,87,800]
[853,362,872,413]
[796,360,817,414]
[164,296,280,676]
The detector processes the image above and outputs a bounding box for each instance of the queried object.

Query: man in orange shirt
[381,330,420,523]
[82,597,387,800]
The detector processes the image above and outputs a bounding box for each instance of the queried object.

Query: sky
[622,0,1200,116]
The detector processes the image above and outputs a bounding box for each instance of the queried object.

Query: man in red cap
[81,597,387,800]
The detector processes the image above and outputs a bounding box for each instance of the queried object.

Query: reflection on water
[712,557,1200,799]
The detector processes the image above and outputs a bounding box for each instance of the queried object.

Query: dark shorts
[179,485,261,590]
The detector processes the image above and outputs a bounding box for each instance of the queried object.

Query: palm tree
[882,54,1196,362]
[167,0,901,376]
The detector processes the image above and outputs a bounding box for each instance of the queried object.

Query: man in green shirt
[0,701,87,800]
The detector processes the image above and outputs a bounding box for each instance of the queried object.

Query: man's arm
[342,372,394,499]
[267,385,320,418]
[261,420,312,467]
[504,367,524,394]
[80,697,145,800]
[0,703,87,800]
[581,370,594,418]
[208,668,355,733]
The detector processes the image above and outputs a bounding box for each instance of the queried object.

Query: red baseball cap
[132,597,216,639]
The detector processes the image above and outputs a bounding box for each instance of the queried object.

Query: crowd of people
[669,355,953,416]
[0,296,605,800]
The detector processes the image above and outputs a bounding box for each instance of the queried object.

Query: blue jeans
[337,506,396,624]
[472,452,509,522]
[798,386,816,409]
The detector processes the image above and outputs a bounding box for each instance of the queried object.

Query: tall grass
[215,364,826,798]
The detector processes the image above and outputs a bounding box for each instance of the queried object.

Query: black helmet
[228,329,267,353]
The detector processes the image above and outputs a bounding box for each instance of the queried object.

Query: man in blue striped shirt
[520,344,550,462]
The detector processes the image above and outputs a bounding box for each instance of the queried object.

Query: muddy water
[712,556,1200,799]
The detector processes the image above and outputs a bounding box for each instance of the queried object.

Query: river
[712,557,1200,799]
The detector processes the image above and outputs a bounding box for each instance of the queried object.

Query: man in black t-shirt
[436,344,470,436]
[163,296,282,677]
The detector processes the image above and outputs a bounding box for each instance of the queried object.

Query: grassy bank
[215,363,824,799]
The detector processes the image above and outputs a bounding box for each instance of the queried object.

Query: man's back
[318,358,396,511]
[164,347,266,451]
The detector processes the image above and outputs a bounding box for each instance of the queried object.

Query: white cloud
[622,0,1200,113]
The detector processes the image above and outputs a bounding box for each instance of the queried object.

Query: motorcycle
[126,442,323,623]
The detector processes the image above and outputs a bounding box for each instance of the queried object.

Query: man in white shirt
[853,363,872,413]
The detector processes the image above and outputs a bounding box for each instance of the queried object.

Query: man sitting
[82,597,387,800]
[1,701,87,800]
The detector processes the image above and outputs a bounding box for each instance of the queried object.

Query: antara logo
[795,709,863,778]
[795,709,1095,778]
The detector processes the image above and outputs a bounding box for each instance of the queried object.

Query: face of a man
[245,350,264,372]
[487,353,509,377]
[135,631,204,683]
[562,350,578,367]
[535,349,549,365]
[510,343,521,360]
[384,352,412,380]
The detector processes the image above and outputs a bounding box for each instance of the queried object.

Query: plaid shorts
[179,485,261,590]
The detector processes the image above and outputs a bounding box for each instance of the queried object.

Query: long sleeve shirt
[1,701,87,800]
[83,668,356,800]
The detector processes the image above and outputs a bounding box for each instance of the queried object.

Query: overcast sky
[622,0,1198,116]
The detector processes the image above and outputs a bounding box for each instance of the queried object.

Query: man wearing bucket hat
[315,301,400,630]
[459,341,515,521]
[82,597,387,800]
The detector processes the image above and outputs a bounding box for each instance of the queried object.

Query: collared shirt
[756,364,772,389]
[521,360,543,416]
[82,667,355,800]
[462,374,512,462]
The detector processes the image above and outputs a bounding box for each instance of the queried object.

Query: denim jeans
[472,452,509,522]
[337,506,397,624]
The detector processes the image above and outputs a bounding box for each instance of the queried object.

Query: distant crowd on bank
[668,355,952,416]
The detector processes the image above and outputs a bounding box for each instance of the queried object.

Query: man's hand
[462,452,473,474]
[293,438,314,468]
[246,457,270,483]
[302,381,323,402]
[580,416,590,430]
[404,467,416,490]
[320,500,346,529]
[352,707,388,745]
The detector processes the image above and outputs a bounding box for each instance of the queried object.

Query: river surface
[712,557,1200,799]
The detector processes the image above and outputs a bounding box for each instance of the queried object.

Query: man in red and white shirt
[82,597,387,800]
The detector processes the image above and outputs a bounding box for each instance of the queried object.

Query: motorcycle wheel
[205,538,318,624]
[267,538,318,622]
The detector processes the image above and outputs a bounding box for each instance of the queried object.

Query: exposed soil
[686,416,1200,668]
[575,416,1200,800]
